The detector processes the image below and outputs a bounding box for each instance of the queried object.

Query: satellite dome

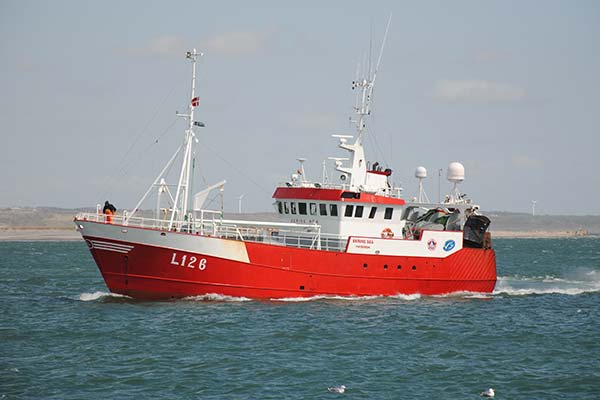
[415,166,427,179]
[447,162,465,183]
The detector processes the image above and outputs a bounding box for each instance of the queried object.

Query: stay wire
[97,117,180,202]
[96,78,181,202]
[196,139,271,195]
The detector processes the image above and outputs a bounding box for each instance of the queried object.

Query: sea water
[1,237,599,399]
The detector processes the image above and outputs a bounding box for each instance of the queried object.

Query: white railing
[75,211,347,252]
[277,182,403,198]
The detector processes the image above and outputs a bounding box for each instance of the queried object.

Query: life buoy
[381,227,394,239]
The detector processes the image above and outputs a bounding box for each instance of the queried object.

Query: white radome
[415,166,427,179]
[447,162,465,183]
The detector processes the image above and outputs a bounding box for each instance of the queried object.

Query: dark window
[341,191,360,199]
[291,202,297,214]
[309,203,317,215]
[284,202,289,214]
[277,201,283,214]
[330,204,338,217]
[298,202,307,215]
[384,207,393,220]
[369,207,377,219]
[345,205,354,217]
[319,203,328,216]
[355,205,364,218]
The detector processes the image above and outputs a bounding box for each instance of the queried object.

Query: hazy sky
[1,1,599,215]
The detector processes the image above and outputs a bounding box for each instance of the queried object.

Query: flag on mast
[191,97,200,107]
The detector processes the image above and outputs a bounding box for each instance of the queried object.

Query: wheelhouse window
[355,205,364,218]
[291,202,297,214]
[319,203,328,216]
[368,206,377,219]
[330,204,338,217]
[284,202,289,214]
[277,201,283,214]
[384,207,393,220]
[298,202,307,215]
[309,203,317,215]
[345,205,354,217]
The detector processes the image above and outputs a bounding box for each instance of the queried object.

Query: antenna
[371,13,392,89]
[321,160,329,183]
[446,162,465,203]
[353,13,392,145]
[415,166,429,203]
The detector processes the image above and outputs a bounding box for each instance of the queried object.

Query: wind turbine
[531,200,537,216]
[238,194,245,214]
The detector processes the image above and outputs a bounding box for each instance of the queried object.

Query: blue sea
[1,237,599,399]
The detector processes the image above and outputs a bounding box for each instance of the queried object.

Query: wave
[77,291,131,301]
[183,293,251,302]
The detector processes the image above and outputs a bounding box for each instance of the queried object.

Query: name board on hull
[346,231,463,258]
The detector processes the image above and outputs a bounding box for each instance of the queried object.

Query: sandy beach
[0,228,81,241]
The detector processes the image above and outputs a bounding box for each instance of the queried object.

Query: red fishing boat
[75,45,496,299]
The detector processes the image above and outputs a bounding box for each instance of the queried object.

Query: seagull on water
[480,388,495,397]
[327,385,346,394]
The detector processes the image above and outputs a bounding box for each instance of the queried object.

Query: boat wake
[183,293,252,302]
[77,291,131,302]
[273,293,422,302]
[493,269,600,296]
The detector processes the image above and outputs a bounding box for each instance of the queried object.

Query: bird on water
[328,385,346,394]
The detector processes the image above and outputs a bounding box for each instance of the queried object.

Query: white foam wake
[183,293,251,302]
[78,291,131,301]
[273,293,421,302]
[433,291,494,300]
[493,271,600,296]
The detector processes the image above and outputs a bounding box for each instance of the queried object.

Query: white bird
[327,385,346,394]
[480,388,495,397]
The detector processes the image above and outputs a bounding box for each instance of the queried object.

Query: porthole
[397,265,402,270]
[412,265,417,270]
[363,263,368,268]
[384,264,388,270]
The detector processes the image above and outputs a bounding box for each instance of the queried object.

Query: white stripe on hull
[78,221,250,263]
[88,239,135,254]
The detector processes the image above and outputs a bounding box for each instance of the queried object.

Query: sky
[1,0,599,215]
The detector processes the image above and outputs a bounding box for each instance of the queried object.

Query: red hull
[84,233,496,299]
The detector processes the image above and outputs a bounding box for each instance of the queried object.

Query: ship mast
[169,49,202,230]
[336,16,392,191]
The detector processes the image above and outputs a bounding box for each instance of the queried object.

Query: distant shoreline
[0,227,591,241]
[490,229,589,239]
[0,228,81,241]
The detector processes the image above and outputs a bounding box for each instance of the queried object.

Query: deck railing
[76,211,346,252]
[277,182,403,198]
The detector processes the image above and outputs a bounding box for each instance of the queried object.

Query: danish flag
[191,97,200,107]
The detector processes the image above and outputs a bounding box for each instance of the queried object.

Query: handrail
[75,211,344,252]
